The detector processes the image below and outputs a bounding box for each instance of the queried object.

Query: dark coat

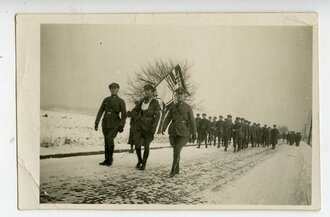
[216,120,224,134]
[251,125,257,138]
[234,122,244,138]
[271,128,279,144]
[95,95,127,129]
[162,101,196,137]
[199,118,209,133]
[224,120,233,137]
[133,98,161,134]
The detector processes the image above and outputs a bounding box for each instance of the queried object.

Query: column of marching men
[94,82,303,178]
[192,113,302,152]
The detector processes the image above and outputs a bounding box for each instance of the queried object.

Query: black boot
[99,160,109,165]
[139,148,149,170]
[175,158,180,174]
[135,148,143,169]
[106,146,114,166]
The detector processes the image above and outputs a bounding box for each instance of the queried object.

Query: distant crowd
[189,113,302,152]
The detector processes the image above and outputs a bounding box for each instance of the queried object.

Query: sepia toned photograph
[16,13,319,210]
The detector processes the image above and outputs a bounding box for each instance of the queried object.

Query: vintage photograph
[16,13,319,209]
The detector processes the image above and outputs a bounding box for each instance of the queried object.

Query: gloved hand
[94,124,98,131]
[118,126,124,133]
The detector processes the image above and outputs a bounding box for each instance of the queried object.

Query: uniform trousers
[169,135,189,174]
[102,127,119,162]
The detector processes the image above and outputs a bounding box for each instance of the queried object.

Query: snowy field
[40,110,170,156]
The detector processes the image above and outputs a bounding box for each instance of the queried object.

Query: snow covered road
[40,142,311,205]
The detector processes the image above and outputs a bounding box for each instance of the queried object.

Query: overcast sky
[41,24,312,131]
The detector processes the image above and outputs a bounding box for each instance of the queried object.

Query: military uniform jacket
[162,101,196,137]
[95,95,127,129]
[242,123,247,137]
[199,119,209,133]
[251,125,257,137]
[257,126,262,138]
[210,121,217,133]
[271,128,279,141]
[216,120,224,134]
[207,120,212,132]
[224,120,233,137]
[262,127,268,138]
[234,122,244,138]
[134,98,161,134]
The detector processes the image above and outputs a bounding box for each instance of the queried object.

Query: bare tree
[124,59,201,110]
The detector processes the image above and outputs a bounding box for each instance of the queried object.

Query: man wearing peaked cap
[195,113,202,144]
[132,82,161,170]
[109,82,120,89]
[197,113,209,148]
[207,116,213,144]
[144,83,156,91]
[270,124,279,149]
[216,115,224,148]
[223,115,233,151]
[162,86,196,177]
[95,82,127,166]
[209,116,217,146]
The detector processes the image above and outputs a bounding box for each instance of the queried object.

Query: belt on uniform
[172,120,188,123]
[106,111,119,115]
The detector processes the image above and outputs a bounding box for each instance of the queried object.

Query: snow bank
[40,110,170,155]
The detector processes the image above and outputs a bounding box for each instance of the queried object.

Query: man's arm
[94,99,105,130]
[151,99,161,134]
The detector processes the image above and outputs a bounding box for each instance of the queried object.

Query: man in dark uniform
[197,113,209,148]
[270,124,280,149]
[210,116,218,146]
[233,117,243,152]
[256,123,262,147]
[194,113,201,144]
[162,87,196,177]
[95,82,127,166]
[244,120,249,149]
[287,131,292,145]
[207,116,213,144]
[262,124,268,147]
[240,118,245,149]
[132,83,161,170]
[296,132,302,146]
[216,115,224,148]
[266,127,272,147]
[290,131,297,146]
[251,123,257,147]
[233,117,238,149]
[223,115,233,151]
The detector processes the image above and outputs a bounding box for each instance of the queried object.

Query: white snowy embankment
[40,110,170,156]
